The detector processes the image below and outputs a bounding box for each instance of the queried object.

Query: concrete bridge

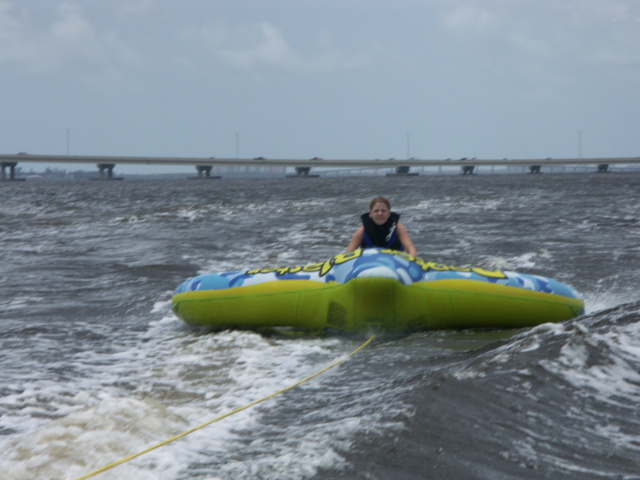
[1,153,639,180]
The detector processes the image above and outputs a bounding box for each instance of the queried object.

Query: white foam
[1,394,193,480]
[482,250,547,271]
[0,301,386,479]
[540,321,640,403]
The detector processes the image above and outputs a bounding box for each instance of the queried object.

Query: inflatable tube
[172,248,584,333]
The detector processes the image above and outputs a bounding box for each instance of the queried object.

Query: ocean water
[1,173,639,480]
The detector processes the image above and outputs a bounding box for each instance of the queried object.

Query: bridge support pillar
[197,165,212,177]
[529,165,541,174]
[386,165,418,177]
[1,162,22,181]
[597,164,609,173]
[93,163,123,181]
[189,165,221,179]
[287,166,319,178]
[98,163,115,178]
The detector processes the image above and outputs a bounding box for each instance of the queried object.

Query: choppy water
[1,173,640,479]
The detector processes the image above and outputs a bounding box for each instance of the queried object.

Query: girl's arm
[397,223,417,256]
[346,226,364,252]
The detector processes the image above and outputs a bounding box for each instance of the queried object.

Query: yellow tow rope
[69,334,376,480]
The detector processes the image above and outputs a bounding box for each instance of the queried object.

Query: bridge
[1,153,639,180]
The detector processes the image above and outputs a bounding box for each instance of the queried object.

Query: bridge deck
[2,154,638,169]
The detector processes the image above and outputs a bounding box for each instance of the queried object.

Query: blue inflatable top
[174,248,581,301]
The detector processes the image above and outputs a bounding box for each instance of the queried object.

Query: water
[1,173,640,479]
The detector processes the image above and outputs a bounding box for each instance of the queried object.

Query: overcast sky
[1,0,639,173]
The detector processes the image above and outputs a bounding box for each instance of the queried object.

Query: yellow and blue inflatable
[172,248,584,333]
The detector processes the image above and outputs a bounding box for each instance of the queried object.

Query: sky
[1,0,639,174]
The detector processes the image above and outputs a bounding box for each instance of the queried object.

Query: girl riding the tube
[346,196,417,256]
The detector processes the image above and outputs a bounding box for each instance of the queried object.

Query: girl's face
[369,202,391,225]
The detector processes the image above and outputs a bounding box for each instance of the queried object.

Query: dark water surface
[1,173,640,479]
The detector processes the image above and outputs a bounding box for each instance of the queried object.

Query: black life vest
[360,212,403,251]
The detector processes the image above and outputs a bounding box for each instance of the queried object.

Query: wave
[312,304,640,479]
